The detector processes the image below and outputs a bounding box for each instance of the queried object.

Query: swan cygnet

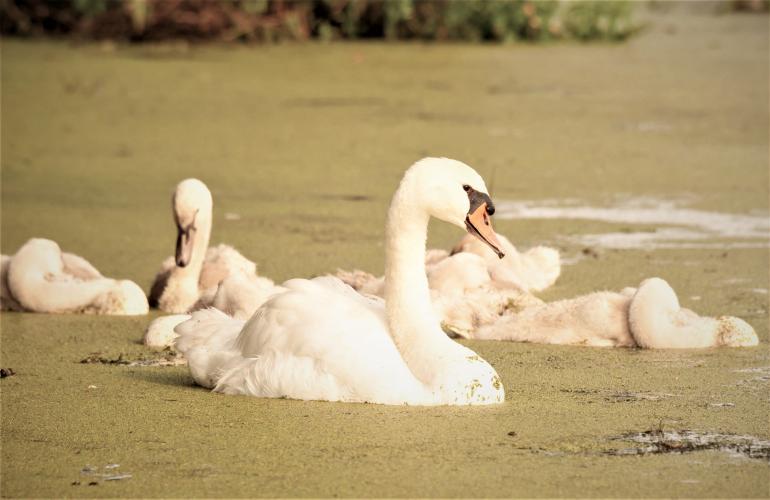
[1,255,24,312]
[473,278,758,348]
[0,238,148,315]
[144,179,278,347]
[337,234,559,296]
[148,178,260,313]
[174,157,508,405]
[451,232,560,292]
[336,238,550,337]
[338,231,757,348]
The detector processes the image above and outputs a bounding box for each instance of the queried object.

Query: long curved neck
[172,213,211,284]
[162,211,212,312]
[8,243,117,313]
[384,180,456,385]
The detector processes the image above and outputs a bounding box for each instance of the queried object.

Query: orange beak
[465,202,505,259]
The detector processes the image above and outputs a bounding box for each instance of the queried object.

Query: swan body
[427,251,545,337]
[628,278,757,348]
[150,245,259,311]
[0,238,148,315]
[474,278,758,348]
[1,255,24,312]
[210,274,286,320]
[338,235,756,349]
[337,234,560,298]
[336,236,551,337]
[451,233,560,292]
[175,157,507,405]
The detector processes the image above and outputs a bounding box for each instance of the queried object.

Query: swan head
[172,178,212,267]
[405,158,505,259]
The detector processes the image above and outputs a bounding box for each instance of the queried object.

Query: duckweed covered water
[1,9,768,498]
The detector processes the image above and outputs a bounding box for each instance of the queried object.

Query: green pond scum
[1,7,768,499]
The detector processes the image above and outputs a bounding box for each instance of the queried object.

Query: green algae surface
[2,9,769,498]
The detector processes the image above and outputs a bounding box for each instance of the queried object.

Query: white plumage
[338,218,757,349]
[0,238,148,315]
[175,158,507,405]
[474,277,757,348]
[145,178,279,347]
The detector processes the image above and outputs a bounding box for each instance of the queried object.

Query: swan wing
[198,244,257,291]
[179,276,426,404]
[211,273,282,319]
[61,252,104,280]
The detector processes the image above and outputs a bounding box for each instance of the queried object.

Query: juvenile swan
[337,233,560,297]
[148,179,267,314]
[473,278,758,348]
[175,158,506,405]
[339,220,757,348]
[336,233,558,337]
[145,179,279,347]
[143,179,279,347]
[0,238,148,315]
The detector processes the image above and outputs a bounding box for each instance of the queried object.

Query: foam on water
[495,196,770,250]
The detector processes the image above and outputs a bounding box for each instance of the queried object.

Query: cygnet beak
[175,225,195,267]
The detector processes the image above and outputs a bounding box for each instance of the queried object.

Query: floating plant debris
[559,388,676,402]
[80,352,185,367]
[608,430,770,461]
[607,391,676,402]
[77,463,133,484]
[104,474,132,481]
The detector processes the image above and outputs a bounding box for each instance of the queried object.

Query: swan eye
[463,184,471,192]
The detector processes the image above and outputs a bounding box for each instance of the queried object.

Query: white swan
[450,233,560,292]
[473,278,758,348]
[148,178,266,313]
[174,157,507,405]
[337,233,560,297]
[1,255,24,312]
[337,224,757,348]
[143,276,284,349]
[0,238,148,315]
[336,232,557,337]
[144,178,279,347]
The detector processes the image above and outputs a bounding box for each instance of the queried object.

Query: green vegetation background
[2,0,642,42]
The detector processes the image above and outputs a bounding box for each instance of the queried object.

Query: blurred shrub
[562,1,636,41]
[0,0,642,42]
[730,0,769,11]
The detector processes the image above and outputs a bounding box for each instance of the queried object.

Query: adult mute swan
[0,238,148,315]
[144,178,278,347]
[175,157,506,405]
